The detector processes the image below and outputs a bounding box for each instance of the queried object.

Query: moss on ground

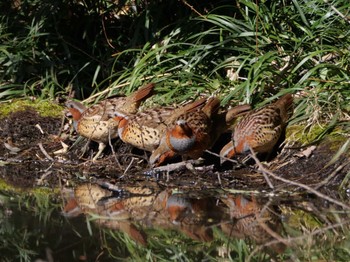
[281,207,323,230]
[0,99,63,119]
[0,177,59,195]
[286,125,348,147]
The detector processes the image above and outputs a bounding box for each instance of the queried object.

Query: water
[1,178,350,261]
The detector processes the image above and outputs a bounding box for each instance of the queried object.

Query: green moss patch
[283,208,323,230]
[0,99,63,119]
[286,125,348,147]
[0,177,59,196]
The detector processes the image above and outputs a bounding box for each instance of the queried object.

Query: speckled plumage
[66,83,155,160]
[149,99,252,166]
[115,97,209,153]
[167,97,220,157]
[117,107,174,151]
[149,97,220,166]
[220,94,293,161]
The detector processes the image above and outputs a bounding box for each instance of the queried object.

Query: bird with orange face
[113,97,209,162]
[65,83,155,160]
[149,97,220,166]
[149,98,252,166]
[220,94,293,162]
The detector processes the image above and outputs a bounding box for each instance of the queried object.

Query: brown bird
[149,99,251,166]
[66,83,155,160]
[113,97,209,161]
[114,106,175,152]
[221,195,286,254]
[220,94,293,162]
[149,97,221,166]
[209,103,252,147]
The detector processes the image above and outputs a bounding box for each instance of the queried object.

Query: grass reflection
[1,182,350,261]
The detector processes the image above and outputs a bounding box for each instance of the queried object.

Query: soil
[0,107,349,193]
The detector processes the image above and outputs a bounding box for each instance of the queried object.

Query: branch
[250,151,350,210]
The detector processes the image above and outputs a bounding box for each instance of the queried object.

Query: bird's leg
[93,142,106,161]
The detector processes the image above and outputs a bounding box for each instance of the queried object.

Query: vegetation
[1,1,349,121]
[0,100,63,118]
[1,0,350,261]
[1,0,349,158]
[1,185,350,261]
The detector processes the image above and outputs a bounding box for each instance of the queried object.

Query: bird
[65,83,155,160]
[219,94,293,162]
[114,106,174,152]
[113,97,209,153]
[208,103,252,148]
[149,97,220,166]
[149,99,252,166]
[64,183,151,246]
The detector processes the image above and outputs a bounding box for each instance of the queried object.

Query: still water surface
[1,178,350,261]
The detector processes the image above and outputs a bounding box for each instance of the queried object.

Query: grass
[1,1,350,260]
[1,177,350,261]
[1,0,350,133]
[0,182,62,262]
[0,0,349,135]
[102,0,350,133]
[0,1,349,105]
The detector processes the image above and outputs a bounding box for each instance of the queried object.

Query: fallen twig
[36,171,52,186]
[120,157,135,178]
[249,148,274,189]
[251,150,350,210]
[35,124,45,134]
[38,143,54,161]
[108,130,123,170]
[314,161,350,190]
[150,159,204,173]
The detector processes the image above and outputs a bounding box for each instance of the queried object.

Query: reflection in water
[221,195,286,254]
[3,180,349,261]
[63,182,285,253]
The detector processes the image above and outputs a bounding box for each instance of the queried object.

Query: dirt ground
[0,108,349,192]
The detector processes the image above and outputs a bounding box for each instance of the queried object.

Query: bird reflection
[62,183,285,253]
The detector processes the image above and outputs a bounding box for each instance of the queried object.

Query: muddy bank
[0,106,350,261]
[0,106,348,193]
